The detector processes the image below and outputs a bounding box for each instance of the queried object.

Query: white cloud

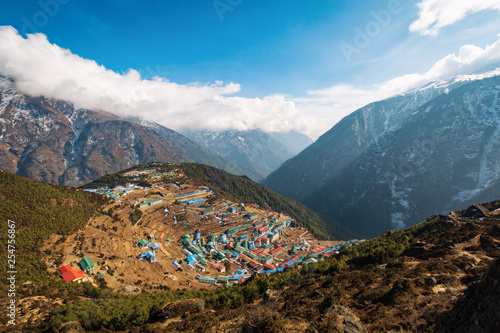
[1,26,500,141]
[294,36,500,129]
[0,26,314,136]
[410,0,500,35]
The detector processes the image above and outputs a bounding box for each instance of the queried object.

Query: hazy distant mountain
[264,73,500,237]
[181,129,313,182]
[0,75,249,187]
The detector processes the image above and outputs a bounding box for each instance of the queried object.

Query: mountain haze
[182,129,313,182]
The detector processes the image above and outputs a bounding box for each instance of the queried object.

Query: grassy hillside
[181,163,354,240]
[0,171,108,296]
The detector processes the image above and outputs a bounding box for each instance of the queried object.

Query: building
[139,198,164,209]
[135,239,150,249]
[214,251,226,260]
[217,275,229,284]
[209,262,226,273]
[270,232,280,242]
[270,246,282,255]
[280,256,299,268]
[59,265,86,283]
[149,243,160,251]
[186,255,198,265]
[234,244,246,253]
[138,251,158,263]
[199,277,217,285]
[263,263,275,271]
[260,237,270,246]
[198,256,208,265]
[79,257,95,274]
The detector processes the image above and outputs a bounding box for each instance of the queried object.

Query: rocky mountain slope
[436,256,500,333]
[0,75,250,187]
[182,129,313,182]
[264,73,500,238]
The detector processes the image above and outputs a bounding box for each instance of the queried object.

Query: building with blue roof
[186,255,198,265]
[138,251,157,263]
[149,243,160,251]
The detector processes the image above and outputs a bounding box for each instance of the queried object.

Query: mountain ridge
[264,74,500,238]
[181,128,313,182]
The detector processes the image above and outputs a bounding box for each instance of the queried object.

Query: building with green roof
[79,257,95,274]
[136,239,150,249]
[217,275,229,283]
[139,198,164,209]
[198,256,208,265]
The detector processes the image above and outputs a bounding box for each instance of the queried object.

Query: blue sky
[1,0,500,138]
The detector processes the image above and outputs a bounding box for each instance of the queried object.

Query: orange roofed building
[59,265,86,283]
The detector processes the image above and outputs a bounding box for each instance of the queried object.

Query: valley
[2,4,500,332]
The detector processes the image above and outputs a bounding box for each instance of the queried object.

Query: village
[43,165,364,291]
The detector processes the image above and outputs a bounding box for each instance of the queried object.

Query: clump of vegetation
[130,208,143,224]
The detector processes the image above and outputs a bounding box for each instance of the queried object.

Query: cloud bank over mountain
[1,21,500,139]
[0,26,315,136]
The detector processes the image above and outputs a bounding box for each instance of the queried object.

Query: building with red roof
[263,263,275,270]
[59,265,86,283]
[270,245,282,255]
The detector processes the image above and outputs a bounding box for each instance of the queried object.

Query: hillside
[0,75,250,187]
[0,170,109,329]
[264,74,500,238]
[0,170,108,291]
[0,168,499,332]
[182,129,313,182]
[0,164,348,330]
[82,162,353,240]
[42,201,500,332]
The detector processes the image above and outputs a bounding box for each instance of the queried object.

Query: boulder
[425,277,437,286]
[121,285,140,293]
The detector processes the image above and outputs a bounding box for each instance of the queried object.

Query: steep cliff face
[0,76,245,187]
[264,74,500,237]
